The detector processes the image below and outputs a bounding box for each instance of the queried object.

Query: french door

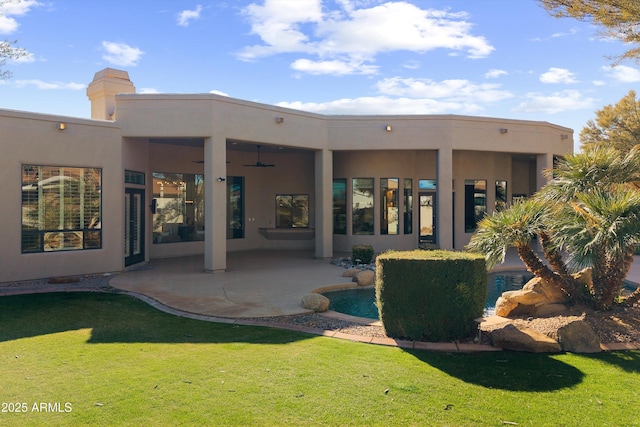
[419,191,436,247]
[125,188,145,266]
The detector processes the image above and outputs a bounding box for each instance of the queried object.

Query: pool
[323,272,535,319]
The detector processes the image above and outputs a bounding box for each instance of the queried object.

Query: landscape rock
[523,277,567,304]
[353,270,375,287]
[552,320,602,353]
[490,323,562,353]
[342,268,361,278]
[301,293,330,312]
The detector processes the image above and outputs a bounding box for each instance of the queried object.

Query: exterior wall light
[58,122,66,130]
[385,125,392,132]
[499,128,508,134]
[275,117,284,124]
[217,177,226,182]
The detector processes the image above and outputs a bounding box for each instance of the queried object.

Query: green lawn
[1,292,639,426]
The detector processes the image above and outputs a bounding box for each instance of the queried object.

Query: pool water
[323,272,534,320]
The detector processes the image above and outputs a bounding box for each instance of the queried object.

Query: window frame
[275,194,310,228]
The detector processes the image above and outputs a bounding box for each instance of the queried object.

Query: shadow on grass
[579,350,640,374]
[407,349,585,392]
[0,292,310,345]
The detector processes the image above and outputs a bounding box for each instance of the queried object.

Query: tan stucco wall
[0,110,123,283]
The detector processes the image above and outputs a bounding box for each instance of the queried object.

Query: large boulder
[523,277,567,304]
[353,270,375,287]
[301,293,330,312]
[552,320,602,353]
[490,323,562,353]
[495,276,569,317]
[342,268,361,278]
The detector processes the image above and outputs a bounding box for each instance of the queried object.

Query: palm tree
[468,146,640,310]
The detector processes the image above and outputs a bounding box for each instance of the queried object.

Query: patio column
[315,148,333,259]
[204,136,227,273]
[437,147,454,250]
[536,153,553,191]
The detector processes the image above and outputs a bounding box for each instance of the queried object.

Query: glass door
[419,191,436,247]
[125,188,145,266]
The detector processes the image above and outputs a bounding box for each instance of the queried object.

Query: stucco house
[0,68,573,283]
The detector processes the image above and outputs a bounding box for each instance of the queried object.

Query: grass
[1,292,639,426]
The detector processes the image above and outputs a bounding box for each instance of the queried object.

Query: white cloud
[0,0,41,34]
[138,87,160,94]
[277,96,480,115]
[603,65,640,83]
[291,58,377,75]
[540,67,578,84]
[485,69,507,79]
[101,41,144,67]
[513,90,595,114]
[238,1,493,75]
[375,77,513,103]
[14,79,85,90]
[177,5,203,27]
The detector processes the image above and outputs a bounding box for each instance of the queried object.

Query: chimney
[86,68,135,120]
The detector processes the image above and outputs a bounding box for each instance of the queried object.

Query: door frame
[418,191,437,247]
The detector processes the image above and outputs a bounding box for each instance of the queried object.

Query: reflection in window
[465,179,486,233]
[495,180,508,211]
[381,178,399,235]
[404,178,413,234]
[276,195,309,228]
[21,165,102,253]
[152,173,204,243]
[333,179,347,234]
[352,178,374,235]
[227,176,244,239]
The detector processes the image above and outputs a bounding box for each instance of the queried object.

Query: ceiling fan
[244,145,275,167]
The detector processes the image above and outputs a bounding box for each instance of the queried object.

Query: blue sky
[2,0,639,151]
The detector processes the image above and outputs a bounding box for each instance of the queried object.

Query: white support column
[204,137,227,273]
[315,149,333,259]
[536,153,554,192]
[437,147,454,250]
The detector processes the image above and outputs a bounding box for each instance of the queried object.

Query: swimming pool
[322,272,535,319]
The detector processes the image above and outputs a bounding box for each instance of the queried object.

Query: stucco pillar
[315,149,333,258]
[536,153,553,192]
[204,137,227,272]
[437,148,454,250]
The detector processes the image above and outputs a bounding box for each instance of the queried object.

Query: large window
[21,165,102,253]
[276,194,309,228]
[152,173,204,243]
[495,180,508,211]
[404,178,413,234]
[227,176,244,239]
[381,178,399,235]
[465,179,486,233]
[332,179,347,234]
[352,178,374,235]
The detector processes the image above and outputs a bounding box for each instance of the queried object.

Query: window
[152,173,204,243]
[125,170,145,185]
[381,178,399,235]
[227,176,244,239]
[276,195,309,228]
[465,179,486,233]
[404,178,413,234]
[21,165,102,253]
[495,180,507,211]
[333,179,347,234]
[352,178,374,235]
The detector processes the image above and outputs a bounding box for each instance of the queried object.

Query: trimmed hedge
[375,250,487,342]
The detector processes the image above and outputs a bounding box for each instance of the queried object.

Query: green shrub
[352,244,374,264]
[375,250,486,342]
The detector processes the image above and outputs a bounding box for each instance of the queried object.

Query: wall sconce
[58,122,66,130]
[275,117,284,124]
[217,177,226,182]
[385,125,392,132]
[499,128,508,134]
[561,134,569,140]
